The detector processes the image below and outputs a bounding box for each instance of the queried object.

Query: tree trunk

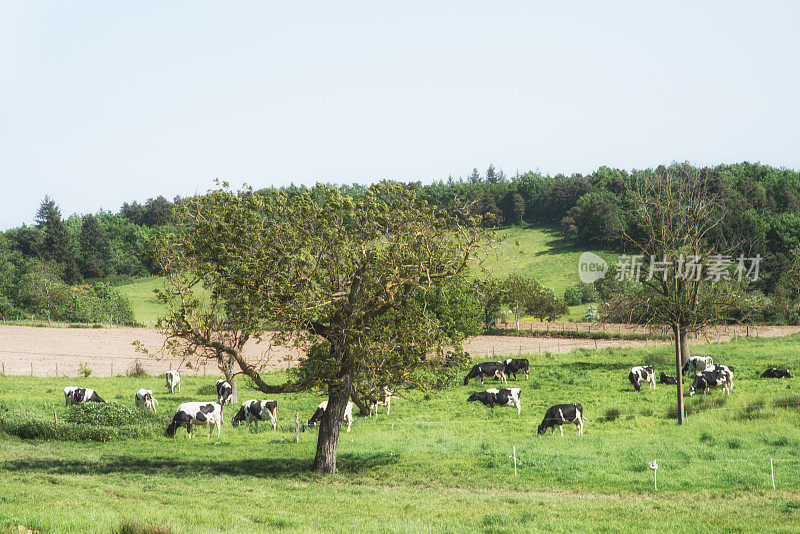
[312,354,354,475]
[673,324,685,425]
[231,374,238,404]
[679,330,690,365]
[351,391,370,416]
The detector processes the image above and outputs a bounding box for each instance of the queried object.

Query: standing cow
[64,387,105,406]
[467,388,521,415]
[503,358,530,380]
[537,404,586,436]
[308,400,354,432]
[216,379,233,405]
[682,356,713,377]
[232,399,278,431]
[134,389,158,414]
[463,362,507,386]
[629,366,655,392]
[166,402,223,438]
[166,370,181,394]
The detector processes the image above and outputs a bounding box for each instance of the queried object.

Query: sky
[1,1,799,230]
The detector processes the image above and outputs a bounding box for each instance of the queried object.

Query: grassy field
[1,335,799,532]
[116,277,166,328]
[116,226,618,326]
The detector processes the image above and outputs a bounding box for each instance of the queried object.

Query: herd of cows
[58,356,793,439]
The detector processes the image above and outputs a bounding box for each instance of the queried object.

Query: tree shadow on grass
[2,452,399,479]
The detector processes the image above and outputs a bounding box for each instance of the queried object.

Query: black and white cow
[366,387,392,417]
[166,401,223,438]
[467,388,521,415]
[537,404,585,436]
[503,358,530,380]
[629,366,655,392]
[216,379,233,405]
[682,356,713,377]
[762,368,792,378]
[463,361,507,386]
[134,388,158,413]
[232,399,278,431]
[689,369,730,396]
[307,400,354,432]
[708,364,734,391]
[659,372,678,385]
[165,370,181,394]
[64,387,105,406]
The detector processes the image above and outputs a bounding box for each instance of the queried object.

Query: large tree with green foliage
[35,196,80,284]
[151,183,490,474]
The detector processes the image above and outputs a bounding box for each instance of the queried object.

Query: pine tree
[78,214,111,279]
[35,196,80,283]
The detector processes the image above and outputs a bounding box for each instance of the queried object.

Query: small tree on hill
[150,183,491,474]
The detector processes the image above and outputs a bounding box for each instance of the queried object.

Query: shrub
[126,359,149,378]
[564,286,583,306]
[197,383,216,396]
[77,362,92,377]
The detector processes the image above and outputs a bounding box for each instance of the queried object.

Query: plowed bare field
[1,324,798,377]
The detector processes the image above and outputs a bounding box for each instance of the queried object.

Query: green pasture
[115,277,166,328]
[1,335,799,532]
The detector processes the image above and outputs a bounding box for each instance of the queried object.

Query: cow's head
[466,392,482,403]
[307,407,324,427]
[165,421,179,438]
[537,422,548,435]
[688,376,706,396]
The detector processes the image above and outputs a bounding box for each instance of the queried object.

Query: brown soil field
[1,324,799,378]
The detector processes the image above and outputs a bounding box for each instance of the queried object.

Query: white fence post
[771,458,775,490]
[513,445,517,477]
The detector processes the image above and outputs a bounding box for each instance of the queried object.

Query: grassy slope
[116,277,166,327]
[2,336,799,532]
[117,227,618,326]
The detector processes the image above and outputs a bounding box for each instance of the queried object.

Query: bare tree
[603,164,749,424]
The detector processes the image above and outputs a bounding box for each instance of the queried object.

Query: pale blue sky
[2,1,799,229]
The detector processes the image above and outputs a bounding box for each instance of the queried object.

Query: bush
[564,285,583,306]
[77,362,92,377]
[126,359,149,378]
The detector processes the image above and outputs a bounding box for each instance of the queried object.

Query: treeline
[5,162,800,324]
[0,195,177,323]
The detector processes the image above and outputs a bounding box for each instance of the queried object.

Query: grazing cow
[689,369,730,396]
[467,388,522,415]
[134,389,158,414]
[463,361,507,386]
[216,379,233,405]
[762,368,792,379]
[232,399,278,431]
[659,372,678,385]
[709,364,735,391]
[366,387,392,417]
[629,366,655,392]
[682,356,713,377]
[503,358,530,380]
[537,404,585,436]
[307,400,354,432]
[165,370,181,394]
[64,387,105,406]
[166,402,223,438]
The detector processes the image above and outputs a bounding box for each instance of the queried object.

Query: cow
[503,358,530,380]
[682,356,713,377]
[463,361,507,386]
[629,366,655,392]
[689,369,730,396]
[307,400,353,432]
[232,399,278,431]
[216,379,233,405]
[708,364,735,391]
[762,368,792,378]
[64,387,105,406]
[134,389,158,414]
[467,388,521,415]
[166,402,223,438]
[366,387,392,417]
[659,372,678,385]
[165,370,181,394]
[537,404,586,436]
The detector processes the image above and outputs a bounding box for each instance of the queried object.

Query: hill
[116,226,618,326]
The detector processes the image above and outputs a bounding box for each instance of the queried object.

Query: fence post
[56,362,58,376]
[513,445,517,477]
[54,410,58,425]
[30,362,33,376]
[771,458,775,490]
[111,362,114,376]
[295,413,300,444]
